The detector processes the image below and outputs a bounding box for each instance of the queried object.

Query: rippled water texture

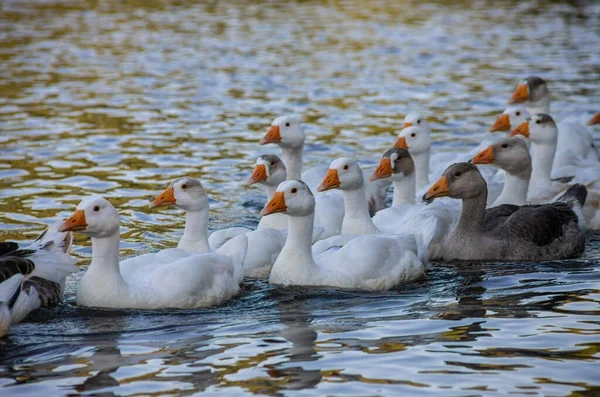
[1,1,600,396]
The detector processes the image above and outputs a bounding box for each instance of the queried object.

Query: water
[1,0,600,395]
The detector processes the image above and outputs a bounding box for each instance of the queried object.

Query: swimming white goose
[261,180,427,290]
[316,158,380,235]
[424,162,587,261]
[150,177,310,280]
[509,114,600,229]
[507,76,600,167]
[393,124,503,205]
[369,148,459,260]
[60,196,244,309]
[245,154,289,230]
[0,222,77,337]
[260,115,390,216]
[488,107,530,133]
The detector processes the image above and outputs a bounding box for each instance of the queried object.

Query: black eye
[411,133,416,137]
[270,161,275,166]
[291,188,297,193]
[93,206,100,212]
[501,144,508,148]
[285,122,290,127]
[454,171,462,177]
[417,120,421,124]
[536,120,541,124]
[343,165,349,170]
[182,184,188,189]
[516,111,520,116]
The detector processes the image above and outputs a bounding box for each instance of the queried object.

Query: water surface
[1,1,600,396]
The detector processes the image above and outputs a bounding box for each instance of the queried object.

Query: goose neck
[530,141,556,190]
[265,184,278,200]
[413,150,431,190]
[281,147,304,180]
[493,173,529,206]
[391,174,416,207]
[178,207,211,253]
[526,98,550,115]
[281,213,315,261]
[456,190,487,233]
[85,232,126,286]
[342,186,379,234]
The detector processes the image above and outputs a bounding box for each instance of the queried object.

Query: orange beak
[510,121,530,138]
[149,186,176,209]
[393,136,408,149]
[423,176,449,201]
[259,125,281,145]
[59,210,88,232]
[246,164,268,185]
[317,169,341,192]
[471,146,495,165]
[260,191,287,216]
[369,158,393,181]
[403,122,413,128]
[489,113,511,132]
[587,112,600,126]
[509,83,529,104]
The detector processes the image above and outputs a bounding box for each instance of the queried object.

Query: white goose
[509,115,600,229]
[393,124,503,205]
[488,107,530,133]
[508,76,600,168]
[60,196,244,309]
[369,148,458,260]
[261,180,427,290]
[0,222,77,337]
[260,115,390,216]
[150,177,313,280]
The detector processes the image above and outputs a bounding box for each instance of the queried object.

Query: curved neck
[341,186,379,235]
[391,174,416,207]
[281,147,303,180]
[178,207,211,253]
[85,232,126,286]
[413,150,431,190]
[526,97,550,115]
[530,141,556,190]
[457,190,487,233]
[493,173,529,206]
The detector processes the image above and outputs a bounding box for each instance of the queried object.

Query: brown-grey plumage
[524,76,549,103]
[430,162,586,261]
[382,147,415,177]
[489,137,532,180]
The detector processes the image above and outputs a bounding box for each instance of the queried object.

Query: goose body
[369,148,459,260]
[262,180,427,290]
[0,222,77,336]
[424,162,586,261]
[61,196,243,309]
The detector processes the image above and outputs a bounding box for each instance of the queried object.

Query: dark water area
[1,1,599,396]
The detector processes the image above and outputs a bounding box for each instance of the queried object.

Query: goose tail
[554,184,588,231]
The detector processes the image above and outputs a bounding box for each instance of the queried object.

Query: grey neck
[281,147,304,180]
[526,97,550,115]
[456,188,487,234]
[391,173,416,207]
[178,207,211,253]
[413,150,431,190]
[530,141,556,190]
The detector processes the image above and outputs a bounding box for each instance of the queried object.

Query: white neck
[391,173,416,207]
[529,141,556,191]
[264,184,278,200]
[82,232,126,288]
[341,186,380,235]
[413,150,431,190]
[275,213,315,271]
[526,97,550,115]
[281,147,303,180]
[492,173,529,206]
[178,208,211,253]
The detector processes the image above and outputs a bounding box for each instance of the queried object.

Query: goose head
[393,126,431,154]
[424,162,485,201]
[472,137,532,178]
[489,107,530,132]
[588,112,600,126]
[508,76,549,105]
[259,115,305,149]
[260,180,315,217]
[369,147,415,182]
[510,114,557,145]
[245,154,287,187]
[317,157,363,192]
[60,196,120,238]
[403,113,430,133]
[149,177,209,212]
